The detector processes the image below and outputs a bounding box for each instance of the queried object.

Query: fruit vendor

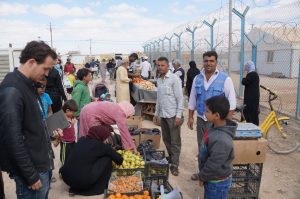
[79,101,137,151]
[60,124,123,196]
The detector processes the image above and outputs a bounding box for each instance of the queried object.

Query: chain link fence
[144,0,300,118]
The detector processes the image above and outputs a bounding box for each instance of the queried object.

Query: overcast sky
[0,0,298,55]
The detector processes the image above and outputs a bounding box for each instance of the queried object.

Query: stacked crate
[229,123,267,199]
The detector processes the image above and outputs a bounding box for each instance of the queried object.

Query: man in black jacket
[0,41,57,199]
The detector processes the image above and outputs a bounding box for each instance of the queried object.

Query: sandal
[51,177,57,183]
[191,173,199,181]
[170,165,179,176]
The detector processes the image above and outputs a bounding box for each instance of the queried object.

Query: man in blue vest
[173,59,185,88]
[187,51,236,181]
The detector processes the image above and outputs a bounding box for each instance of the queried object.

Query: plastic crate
[228,163,263,199]
[143,176,173,199]
[104,189,145,198]
[143,150,169,178]
[228,180,260,199]
[106,171,144,197]
[232,163,263,181]
[112,167,146,179]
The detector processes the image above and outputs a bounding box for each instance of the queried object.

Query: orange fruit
[108,195,115,199]
[143,191,149,196]
[116,193,122,198]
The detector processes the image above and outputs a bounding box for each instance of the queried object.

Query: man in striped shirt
[153,56,184,176]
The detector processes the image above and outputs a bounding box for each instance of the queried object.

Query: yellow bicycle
[235,85,300,154]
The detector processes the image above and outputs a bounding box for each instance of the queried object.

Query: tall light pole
[49,22,53,47]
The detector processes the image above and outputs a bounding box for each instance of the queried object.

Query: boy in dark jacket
[199,95,237,199]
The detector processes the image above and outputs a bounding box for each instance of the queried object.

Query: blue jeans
[13,170,52,199]
[204,176,232,199]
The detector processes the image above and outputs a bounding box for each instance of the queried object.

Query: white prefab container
[0,48,22,82]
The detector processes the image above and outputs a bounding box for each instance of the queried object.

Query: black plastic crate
[228,180,260,199]
[143,150,169,178]
[104,189,144,198]
[144,176,173,199]
[232,163,263,182]
[112,167,146,179]
[228,163,263,199]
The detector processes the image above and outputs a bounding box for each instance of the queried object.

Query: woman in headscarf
[116,58,131,103]
[242,61,260,125]
[60,124,123,196]
[79,101,136,150]
[186,60,200,98]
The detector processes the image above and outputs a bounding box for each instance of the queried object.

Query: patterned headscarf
[244,61,256,73]
[118,101,135,117]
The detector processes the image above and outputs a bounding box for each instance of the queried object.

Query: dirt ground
[2,77,300,199]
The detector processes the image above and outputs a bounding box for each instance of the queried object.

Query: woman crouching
[60,124,123,196]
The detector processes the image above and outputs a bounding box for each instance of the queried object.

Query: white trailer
[0,47,22,82]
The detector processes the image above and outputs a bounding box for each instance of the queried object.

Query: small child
[66,70,76,94]
[199,95,237,199]
[36,78,53,119]
[59,99,78,168]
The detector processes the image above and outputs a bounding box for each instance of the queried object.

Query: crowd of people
[0,40,260,199]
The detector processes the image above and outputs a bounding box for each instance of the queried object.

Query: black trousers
[244,103,259,125]
[49,95,63,113]
[129,82,136,106]
[67,157,113,196]
[0,171,5,199]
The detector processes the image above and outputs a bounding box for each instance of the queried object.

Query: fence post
[232,6,249,98]
[174,32,183,61]
[296,59,300,118]
[203,19,217,51]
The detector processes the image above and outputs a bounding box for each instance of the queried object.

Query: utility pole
[50,22,53,47]
[228,0,232,75]
[89,39,92,55]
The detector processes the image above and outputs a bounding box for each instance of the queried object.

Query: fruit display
[108,175,143,195]
[132,77,144,84]
[132,77,156,91]
[114,150,145,169]
[107,191,150,199]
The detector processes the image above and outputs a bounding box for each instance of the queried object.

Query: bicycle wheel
[266,119,300,154]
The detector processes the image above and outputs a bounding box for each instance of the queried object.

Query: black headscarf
[186,61,200,98]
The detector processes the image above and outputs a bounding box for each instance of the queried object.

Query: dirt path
[2,77,300,199]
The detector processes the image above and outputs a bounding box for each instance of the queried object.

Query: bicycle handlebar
[260,85,277,97]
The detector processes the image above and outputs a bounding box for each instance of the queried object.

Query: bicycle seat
[235,104,246,112]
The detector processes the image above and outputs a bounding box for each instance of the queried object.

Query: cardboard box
[131,134,140,147]
[138,128,161,149]
[140,134,161,149]
[233,138,267,164]
[126,116,143,129]
[126,116,143,147]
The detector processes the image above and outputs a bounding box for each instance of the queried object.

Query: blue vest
[196,71,227,116]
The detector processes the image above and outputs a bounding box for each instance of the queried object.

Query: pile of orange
[107,191,150,199]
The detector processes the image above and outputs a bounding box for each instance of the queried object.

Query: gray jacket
[199,120,237,181]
